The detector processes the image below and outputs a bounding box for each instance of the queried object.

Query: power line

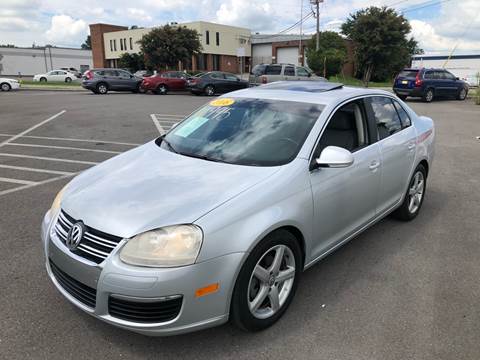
[401,0,452,14]
[253,11,315,39]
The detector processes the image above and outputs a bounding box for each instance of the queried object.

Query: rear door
[210,72,227,92]
[283,66,296,80]
[365,96,417,214]
[442,70,461,97]
[102,70,120,89]
[394,69,419,90]
[117,70,136,90]
[264,65,282,82]
[224,73,243,91]
[169,72,187,90]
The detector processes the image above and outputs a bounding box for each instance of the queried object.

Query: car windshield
[159,98,323,166]
[251,65,266,76]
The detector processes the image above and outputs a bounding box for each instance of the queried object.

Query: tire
[230,229,302,332]
[156,84,168,95]
[96,82,108,95]
[397,94,407,101]
[1,82,11,92]
[136,84,146,94]
[457,87,467,100]
[422,88,434,103]
[40,77,47,82]
[65,77,72,83]
[204,85,215,96]
[392,164,427,221]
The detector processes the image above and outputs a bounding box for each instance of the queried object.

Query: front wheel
[457,87,467,100]
[392,164,427,221]
[230,229,302,332]
[40,77,47,82]
[65,77,72,83]
[1,82,11,91]
[96,82,108,95]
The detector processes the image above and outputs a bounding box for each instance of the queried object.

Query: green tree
[341,6,422,86]
[81,35,91,50]
[305,31,347,77]
[118,52,145,72]
[138,25,202,70]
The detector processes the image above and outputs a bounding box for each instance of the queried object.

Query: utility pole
[310,0,324,51]
[299,0,303,66]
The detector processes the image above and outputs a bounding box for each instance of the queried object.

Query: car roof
[225,81,393,106]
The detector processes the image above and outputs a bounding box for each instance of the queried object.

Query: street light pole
[310,0,323,51]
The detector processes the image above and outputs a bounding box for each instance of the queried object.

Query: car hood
[62,141,279,238]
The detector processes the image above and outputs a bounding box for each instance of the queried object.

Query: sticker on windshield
[174,116,209,137]
[209,98,235,107]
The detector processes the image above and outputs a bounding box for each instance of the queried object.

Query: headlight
[50,185,67,213]
[120,225,203,267]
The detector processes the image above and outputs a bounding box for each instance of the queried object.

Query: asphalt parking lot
[0,90,479,360]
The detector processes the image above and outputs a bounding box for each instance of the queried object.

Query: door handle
[407,142,416,150]
[369,160,380,170]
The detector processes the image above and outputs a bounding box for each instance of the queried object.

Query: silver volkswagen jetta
[41,81,435,336]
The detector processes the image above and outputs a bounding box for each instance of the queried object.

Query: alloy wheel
[247,244,296,319]
[408,171,425,214]
[98,84,107,94]
[1,83,10,91]
[205,86,215,96]
[426,90,433,102]
[459,88,466,100]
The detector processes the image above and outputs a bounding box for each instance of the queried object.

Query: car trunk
[395,70,419,89]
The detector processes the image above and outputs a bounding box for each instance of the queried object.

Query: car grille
[108,296,183,323]
[55,210,123,264]
[49,259,97,308]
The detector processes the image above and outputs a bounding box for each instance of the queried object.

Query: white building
[411,52,480,86]
[0,46,92,77]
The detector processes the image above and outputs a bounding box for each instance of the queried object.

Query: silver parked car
[41,81,435,336]
[249,63,326,85]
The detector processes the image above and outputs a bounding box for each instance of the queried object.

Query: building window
[114,39,117,51]
[130,37,133,50]
[110,39,113,52]
[205,30,210,45]
[216,32,220,46]
[120,38,123,51]
[124,38,127,50]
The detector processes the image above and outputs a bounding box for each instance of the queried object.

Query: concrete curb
[19,87,87,92]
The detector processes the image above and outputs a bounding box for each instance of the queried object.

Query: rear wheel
[96,82,108,95]
[1,82,11,91]
[230,229,302,332]
[457,87,467,100]
[392,164,427,221]
[422,88,434,102]
[156,84,168,95]
[40,77,47,82]
[204,85,215,96]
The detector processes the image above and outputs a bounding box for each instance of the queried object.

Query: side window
[444,71,456,80]
[225,73,238,81]
[392,100,411,128]
[265,65,282,75]
[284,66,295,76]
[211,72,224,79]
[297,67,309,77]
[369,96,402,140]
[424,71,434,79]
[104,70,118,77]
[434,71,444,80]
[59,71,66,75]
[313,100,369,160]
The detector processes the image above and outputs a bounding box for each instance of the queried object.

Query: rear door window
[424,71,434,79]
[211,72,225,79]
[265,65,282,75]
[284,66,295,76]
[392,100,411,128]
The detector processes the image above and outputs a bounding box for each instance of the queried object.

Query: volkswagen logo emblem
[66,222,85,250]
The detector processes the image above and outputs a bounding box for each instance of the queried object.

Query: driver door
[309,98,381,260]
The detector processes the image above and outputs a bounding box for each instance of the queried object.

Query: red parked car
[141,71,189,95]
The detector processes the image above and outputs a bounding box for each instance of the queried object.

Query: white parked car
[33,70,77,83]
[0,78,20,91]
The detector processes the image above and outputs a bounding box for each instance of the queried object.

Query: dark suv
[393,68,469,102]
[82,69,142,94]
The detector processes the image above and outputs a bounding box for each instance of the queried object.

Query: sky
[1,0,480,54]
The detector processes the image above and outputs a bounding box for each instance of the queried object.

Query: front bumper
[41,211,244,336]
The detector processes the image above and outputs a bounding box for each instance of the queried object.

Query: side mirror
[314,146,354,169]
[456,77,460,80]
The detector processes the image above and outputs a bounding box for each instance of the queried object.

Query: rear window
[251,65,266,76]
[398,70,419,78]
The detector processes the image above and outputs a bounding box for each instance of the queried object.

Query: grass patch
[328,75,393,88]
[20,80,81,87]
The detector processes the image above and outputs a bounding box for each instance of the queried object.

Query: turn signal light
[195,283,219,298]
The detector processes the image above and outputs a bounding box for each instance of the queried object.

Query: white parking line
[0,177,37,185]
[153,114,185,118]
[0,153,99,165]
[5,143,122,154]
[0,164,74,175]
[0,133,141,146]
[150,114,165,135]
[0,174,74,197]
[0,110,66,148]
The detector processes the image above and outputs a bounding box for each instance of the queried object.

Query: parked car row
[81,69,250,96]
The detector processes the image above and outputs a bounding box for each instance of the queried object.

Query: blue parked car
[393,68,469,102]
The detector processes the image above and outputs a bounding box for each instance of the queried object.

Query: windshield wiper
[179,152,227,164]
[161,136,179,154]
